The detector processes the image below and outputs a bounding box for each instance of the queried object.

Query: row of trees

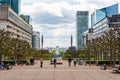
[0,30,43,62]
[85,28,120,65]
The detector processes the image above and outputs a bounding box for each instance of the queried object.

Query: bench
[112,65,120,72]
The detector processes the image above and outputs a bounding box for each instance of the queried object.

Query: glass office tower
[0,0,11,5]
[91,3,118,26]
[0,0,20,14]
[76,11,88,49]
[11,0,20,14]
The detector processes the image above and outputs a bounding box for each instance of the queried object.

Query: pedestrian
[73,58,77,67]
[40,58,43,68]
[68,57,72,67]
[0,62,2,70]
[13,58,17,66]
[53,58,57,68]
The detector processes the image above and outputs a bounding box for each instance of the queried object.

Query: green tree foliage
[50,50,56,55]
[58,50,64,55]
[0,30,39,62]
[85,28,120,65]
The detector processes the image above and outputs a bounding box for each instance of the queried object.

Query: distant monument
[65,35,76,58]
[71,35,73,47]
[41,35,43,49]
[69,35,76,50]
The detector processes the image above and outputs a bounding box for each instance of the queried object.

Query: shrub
[86,60,119,65]
[2,60,14,65]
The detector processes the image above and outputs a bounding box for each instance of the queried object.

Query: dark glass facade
[76,11,88,49]
[0,0,20,14]
[0,0,11,5]
[11,0,19,14]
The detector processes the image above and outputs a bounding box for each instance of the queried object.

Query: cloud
[21,0,79,5]
[21,2,79,24]
[21,0,120,48]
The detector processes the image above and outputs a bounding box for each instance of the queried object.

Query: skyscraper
[32,31,40,50]
[0,0,20,14]
[76,11,89,49]
[91,3,118,27]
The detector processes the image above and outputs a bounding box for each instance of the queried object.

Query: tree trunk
[110,47,113,66]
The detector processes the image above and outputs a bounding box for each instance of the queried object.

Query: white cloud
[21,0,120,48]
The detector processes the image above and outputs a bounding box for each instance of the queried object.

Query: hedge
[2,60,14,65]
[2,60,27,65]
[86,60,119,65]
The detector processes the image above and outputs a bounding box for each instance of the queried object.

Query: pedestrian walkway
[0,61,119,80]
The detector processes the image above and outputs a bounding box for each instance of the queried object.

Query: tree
[0,30,11,61]
[50,50,56,56]
[58,50,64,56]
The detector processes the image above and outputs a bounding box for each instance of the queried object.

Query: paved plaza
[0,61,120,80]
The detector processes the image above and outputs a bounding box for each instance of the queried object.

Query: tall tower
[71,35,73,47]
[76,11,88,49]
[41,35,43,49]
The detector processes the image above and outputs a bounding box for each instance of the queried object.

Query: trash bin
[101,64,106,70]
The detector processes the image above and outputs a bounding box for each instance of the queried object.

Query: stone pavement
[0,60,120,80]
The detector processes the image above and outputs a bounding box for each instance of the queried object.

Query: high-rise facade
[76,11,88,49]
[0,0,20,14]
[91,4,118,27]
[93,14,120,38]
[0,5,33,46]
[32,31,40,50]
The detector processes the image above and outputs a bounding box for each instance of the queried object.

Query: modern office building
[32,31,40,50]
[0,0,20,14]
[20,15,31,24]
[91,4,118,27]
[76,11,89,49]
[93,14,120,38]
[82,28,93,47]
[0,5,32,46]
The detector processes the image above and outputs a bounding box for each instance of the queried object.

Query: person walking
[53,58,57,68]
[68,57,72,67]
[40,58,43,68]
[0,62,2,70]
[73,58,77,67]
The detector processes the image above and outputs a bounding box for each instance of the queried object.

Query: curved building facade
[91,4,118,27]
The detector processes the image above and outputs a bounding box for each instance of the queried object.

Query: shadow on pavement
[110,72,120,74]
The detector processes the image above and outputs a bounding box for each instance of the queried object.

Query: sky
[21,0,120,48]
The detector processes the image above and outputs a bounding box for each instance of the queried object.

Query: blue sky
[21,0,120,48]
